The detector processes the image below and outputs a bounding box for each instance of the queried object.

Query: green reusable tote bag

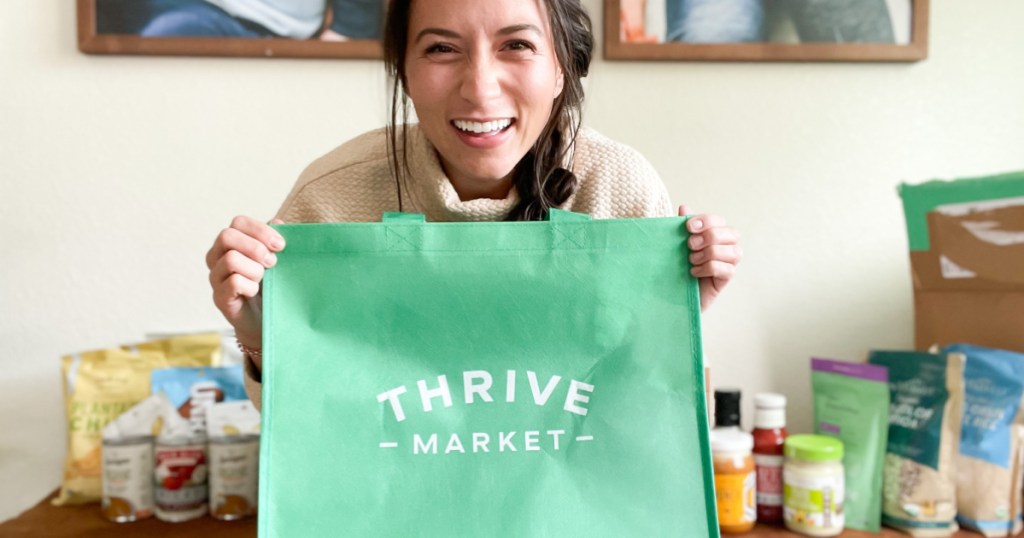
[259,210,718,537]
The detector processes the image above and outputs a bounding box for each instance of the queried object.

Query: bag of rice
[944,343,1024,537]
[868,350,965,537]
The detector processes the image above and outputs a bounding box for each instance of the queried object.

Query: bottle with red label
[752,393,787,524]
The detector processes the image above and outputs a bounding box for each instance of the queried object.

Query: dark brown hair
[383,0,594,221]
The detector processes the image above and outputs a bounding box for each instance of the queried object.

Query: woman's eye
[425,43,455,54]
[505,40,536,52]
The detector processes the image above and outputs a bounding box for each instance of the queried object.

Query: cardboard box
[899,171,1024,353]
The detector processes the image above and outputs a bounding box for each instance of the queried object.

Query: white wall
[1,0,1022,521]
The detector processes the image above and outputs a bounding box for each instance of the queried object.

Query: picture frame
[604,0,929,62]
[76,0,383,59]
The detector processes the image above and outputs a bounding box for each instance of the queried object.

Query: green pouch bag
[811,357,890,532]
[259,211,718,537]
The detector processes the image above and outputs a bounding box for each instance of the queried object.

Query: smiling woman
[204,0,743,405]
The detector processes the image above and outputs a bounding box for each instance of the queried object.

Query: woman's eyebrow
[414,28,460,43]
[413,24,543,44]
[497,24,543,37]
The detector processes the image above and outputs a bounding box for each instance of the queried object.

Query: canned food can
[101,436,154,522]
[154,435,208,522]
[209,435,260,520]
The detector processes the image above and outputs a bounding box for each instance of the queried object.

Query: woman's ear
[554,69,565,99]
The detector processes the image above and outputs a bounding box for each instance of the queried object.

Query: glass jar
[711,429,756,534]
[783,434,844,537]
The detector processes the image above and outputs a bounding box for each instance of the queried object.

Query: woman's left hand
[679,204,741,312]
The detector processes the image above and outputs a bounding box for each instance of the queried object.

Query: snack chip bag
[207,400,261,438]
[129,332,224,366]
[101,392,176,441]
[151,365,246,437]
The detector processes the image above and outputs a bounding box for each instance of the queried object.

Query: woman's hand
[205,216,286,361]
[679,205,741,312]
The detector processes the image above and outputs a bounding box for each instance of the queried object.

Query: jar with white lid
[783,434,844,537]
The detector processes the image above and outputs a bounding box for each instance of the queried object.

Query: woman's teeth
[454,119,512,134]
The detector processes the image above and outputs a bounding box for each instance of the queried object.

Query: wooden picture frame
[605,0,928,62]
[76,0,383,59]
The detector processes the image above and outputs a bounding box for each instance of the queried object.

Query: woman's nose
[460,54,502,104]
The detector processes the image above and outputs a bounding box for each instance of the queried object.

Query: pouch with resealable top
[811,357,890,532]
[944,343,1024,537]
[869,350,965,537]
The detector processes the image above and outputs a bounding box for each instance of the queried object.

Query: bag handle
[382,212,426,223]
[381,212,424,252]
[547,209,592,222]
[548,209,591,250]
[380,210,592,252]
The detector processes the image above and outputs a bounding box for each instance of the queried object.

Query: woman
[206,0,741,394]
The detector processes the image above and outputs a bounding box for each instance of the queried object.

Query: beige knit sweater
[274,124,672,223]
[245,124,674,406]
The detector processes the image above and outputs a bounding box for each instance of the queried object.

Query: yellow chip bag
[128,332,224,366]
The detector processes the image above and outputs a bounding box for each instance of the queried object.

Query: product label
[154,443,208,513]
[102,440,154,521]
[376,371,597,455]
[715,471,756,527]
[784,468,844,532]
[869,352,948,470]
[209,439,259,519]
[754,454,784,506]
[955,346,1024,468]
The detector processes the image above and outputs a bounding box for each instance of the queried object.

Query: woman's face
[404,0,564,200]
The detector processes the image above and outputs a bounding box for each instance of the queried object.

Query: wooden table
[1,490,1019,537]
[0,490,255,537]
[747,523,1020,537]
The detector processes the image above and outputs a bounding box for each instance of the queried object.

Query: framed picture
[76,0,384,59]
[605,0,928,62]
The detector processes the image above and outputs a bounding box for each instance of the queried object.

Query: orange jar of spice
[711,429,757,534]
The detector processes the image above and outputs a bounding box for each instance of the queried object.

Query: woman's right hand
[205,216,286,358]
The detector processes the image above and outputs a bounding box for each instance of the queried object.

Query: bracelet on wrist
[237,339,263,383]
[236,339,262,360]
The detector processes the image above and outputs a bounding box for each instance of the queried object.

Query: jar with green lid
[783,434,844,537]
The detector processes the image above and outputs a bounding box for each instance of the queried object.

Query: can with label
[209,435,260,520]
[101,436,155,522]
[154,435,208,522]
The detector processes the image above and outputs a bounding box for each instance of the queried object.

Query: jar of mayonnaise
[783,434,844,537]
